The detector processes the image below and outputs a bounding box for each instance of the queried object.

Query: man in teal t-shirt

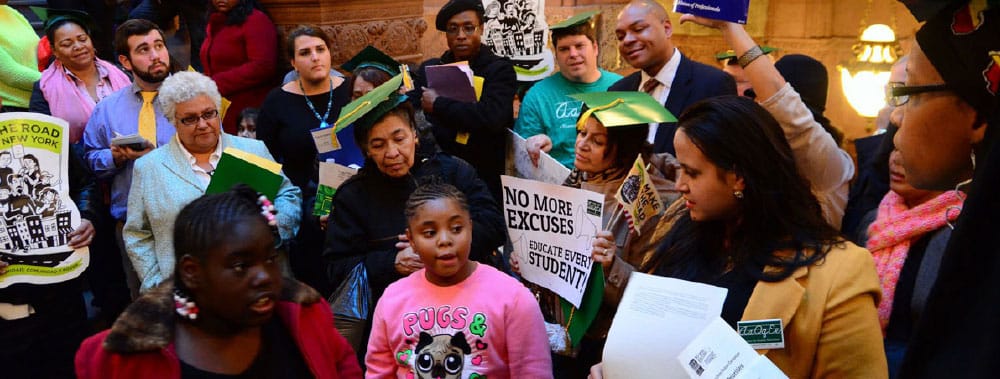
[514,11,621,169]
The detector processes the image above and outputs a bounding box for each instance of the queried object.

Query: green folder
[206,147,283,199]
[561,264,605,348]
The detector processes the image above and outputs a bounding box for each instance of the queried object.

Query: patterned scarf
[866,189,964,331]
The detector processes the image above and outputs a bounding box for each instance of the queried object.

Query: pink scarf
[866,190,964,332]
[39,58,131,143]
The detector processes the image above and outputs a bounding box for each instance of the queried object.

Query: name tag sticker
[737,319,784,350]
[311,127,341,153]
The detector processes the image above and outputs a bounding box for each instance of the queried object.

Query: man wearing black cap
[889,1,1000,377]
[608,0,735,155]
[414,0,517,202]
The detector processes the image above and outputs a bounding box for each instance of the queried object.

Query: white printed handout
[679,318,787,379]
[601,273,728,378]
[0,113,88,288]
[501,175,602,307]
[505,130,570,185]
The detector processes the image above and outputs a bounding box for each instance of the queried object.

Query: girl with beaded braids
[76,185,362,378]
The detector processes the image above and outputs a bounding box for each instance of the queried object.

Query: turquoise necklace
[298,77,333,129]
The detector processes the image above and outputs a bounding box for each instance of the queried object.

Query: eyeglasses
[445,24,479,37]
[887,82,952,107]
[178,109,219,126]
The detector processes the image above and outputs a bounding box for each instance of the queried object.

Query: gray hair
[156,71,223,126]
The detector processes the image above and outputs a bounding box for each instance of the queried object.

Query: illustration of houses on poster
[482,0,555,81]
[0,113,88,288]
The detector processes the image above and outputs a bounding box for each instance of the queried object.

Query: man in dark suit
[609,1,735,155]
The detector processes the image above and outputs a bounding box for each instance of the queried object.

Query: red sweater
[200,9,278,134]
[75,292,362,378]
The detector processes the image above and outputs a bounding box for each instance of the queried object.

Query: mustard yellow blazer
[743,241,888,378]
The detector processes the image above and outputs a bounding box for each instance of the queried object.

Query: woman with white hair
[123,71,301,292]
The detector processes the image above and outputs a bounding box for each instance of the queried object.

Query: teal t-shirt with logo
[514,69,623,168]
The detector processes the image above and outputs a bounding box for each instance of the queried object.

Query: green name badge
[737,319,785,350]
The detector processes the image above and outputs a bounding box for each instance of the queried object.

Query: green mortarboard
[715,46,777,61]
[549,10,600,30]
[341,45,401,76]
[569,91,677,130]
[335,73,408,146]
[31,7,97,35]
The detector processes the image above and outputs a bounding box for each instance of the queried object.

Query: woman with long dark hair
[200,0,278,133]
[590,96,888,378]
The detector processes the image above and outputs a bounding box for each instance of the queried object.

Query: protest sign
[615,155,663,235]
[0,113,88,288]
[505,129,571,185]
[502,175,602,307]
[482,0,555,81]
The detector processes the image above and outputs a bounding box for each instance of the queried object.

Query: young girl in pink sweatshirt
[365,183,552,378]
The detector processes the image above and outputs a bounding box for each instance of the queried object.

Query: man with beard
[83,19,176,298]
[609,1,735,155]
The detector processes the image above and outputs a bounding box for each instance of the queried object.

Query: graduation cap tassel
[575,98,625,130]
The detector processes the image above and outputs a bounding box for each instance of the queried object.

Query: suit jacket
[124,134,301,292]
[744,242,888,378]
[609,54,736,154]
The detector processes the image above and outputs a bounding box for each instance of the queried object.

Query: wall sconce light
[839,24,901,118]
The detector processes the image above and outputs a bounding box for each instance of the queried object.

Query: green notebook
[206,147,283,199]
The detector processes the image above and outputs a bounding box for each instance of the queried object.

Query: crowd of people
[0,0,997,378]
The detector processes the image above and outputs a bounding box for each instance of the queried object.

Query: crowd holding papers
[206,147,283,199]
[501,175,603,308]
[0,113,89,288]
[505,130,571,185]
[674,0,751,24]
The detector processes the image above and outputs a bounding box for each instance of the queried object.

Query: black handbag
[328,262,372,353]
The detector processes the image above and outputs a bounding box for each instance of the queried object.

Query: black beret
[916,1,1000,119]
[435,0,485,32]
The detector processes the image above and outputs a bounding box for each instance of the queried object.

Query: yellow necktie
[139,91,157,148]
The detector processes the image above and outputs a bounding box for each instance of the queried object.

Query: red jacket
[75,280,362,379]
[200,9,278,134]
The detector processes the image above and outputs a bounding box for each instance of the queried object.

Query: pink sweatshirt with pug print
[365,264,552,379]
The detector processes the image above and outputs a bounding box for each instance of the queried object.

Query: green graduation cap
[30,7,98,35]
[341,45,401,76]
[334,72,408,145]
[715,46,777,62]
[569,91,677,130]
[549,10,600,30]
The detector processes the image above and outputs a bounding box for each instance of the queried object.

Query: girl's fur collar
[101,277,321,353]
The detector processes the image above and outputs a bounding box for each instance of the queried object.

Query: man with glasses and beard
[83,19,176,298]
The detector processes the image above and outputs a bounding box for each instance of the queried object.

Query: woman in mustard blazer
[591,96,887,379]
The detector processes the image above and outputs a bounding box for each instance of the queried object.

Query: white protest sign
[505,129,570,185]
[502,175,602,307]
[0,113,88,288]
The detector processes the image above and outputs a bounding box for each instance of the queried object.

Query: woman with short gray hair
[123,71,302,292]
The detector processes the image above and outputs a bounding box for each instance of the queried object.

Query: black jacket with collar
[412,46,516,200]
